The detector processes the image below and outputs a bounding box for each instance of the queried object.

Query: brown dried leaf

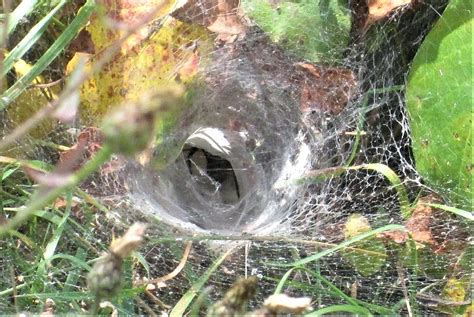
[264,294,312,314]
[379,195,469,254]
[109,223,148,258]
[68,29,95,54]
[367,0,412,25]
[378,204,434,246]
[52,197,80,209]
[296,62,357,115]
[378,230,408,243]
[59,127,103,171]
[351,0,414,33]
[24,139,88,188]
[405,201,436,245]
[172,0,246,36]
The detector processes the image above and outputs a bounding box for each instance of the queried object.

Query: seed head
[101,85,184,156]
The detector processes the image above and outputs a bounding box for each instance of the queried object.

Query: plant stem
[0,145,113,236]
[344,85,405,167]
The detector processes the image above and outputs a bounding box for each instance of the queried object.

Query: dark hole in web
[183,146,241,204]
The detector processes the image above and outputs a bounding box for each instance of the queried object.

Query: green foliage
[406,0,473,209]
[0,0,96,110]
[241,0,351,63]
[1,0,68,79]
[170,248,234,317]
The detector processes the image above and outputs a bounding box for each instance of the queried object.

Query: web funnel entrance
[123,36,323,235]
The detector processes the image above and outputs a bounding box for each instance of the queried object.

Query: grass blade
[307,270,362,308]
[295,163,411,218]
[275,267,365,309]
[64,248,88,291]
[47,253,92,271]
[43,193,72,261]
[422,202,474,221]
[273,224,404,267]
[274,267,297,294]
[349,163,411,218]
[0,0,96,110]
[306,304,373,316]
[2,0,68,78]
[6,229,38,249]
[32,192,72,293]
[6,0,38,34]
[170,247,234,317]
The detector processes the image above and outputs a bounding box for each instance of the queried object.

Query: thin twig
[397,263,413,317]
[28,77,64,89]
[144,289,171,310]
[9,265,18,313]
[151,235,389,258]
[416,293,472,307]
[138,241,193,285]
[136,296,159,316]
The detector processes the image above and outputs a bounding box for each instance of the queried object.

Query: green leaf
[241,0,350,63]
[5,0,38,35]
[406,0,473,209]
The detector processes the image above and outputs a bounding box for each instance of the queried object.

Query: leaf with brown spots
[90,0,174,53]
[67,0,213,126]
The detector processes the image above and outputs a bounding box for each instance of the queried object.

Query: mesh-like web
[0,0,471,314]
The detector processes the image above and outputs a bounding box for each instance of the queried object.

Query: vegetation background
[0,0,471,315]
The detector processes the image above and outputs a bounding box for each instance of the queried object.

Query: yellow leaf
[71,16,212,125]
[344,214,371,238]
[88,0,176,54]
[442,278,467,303]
